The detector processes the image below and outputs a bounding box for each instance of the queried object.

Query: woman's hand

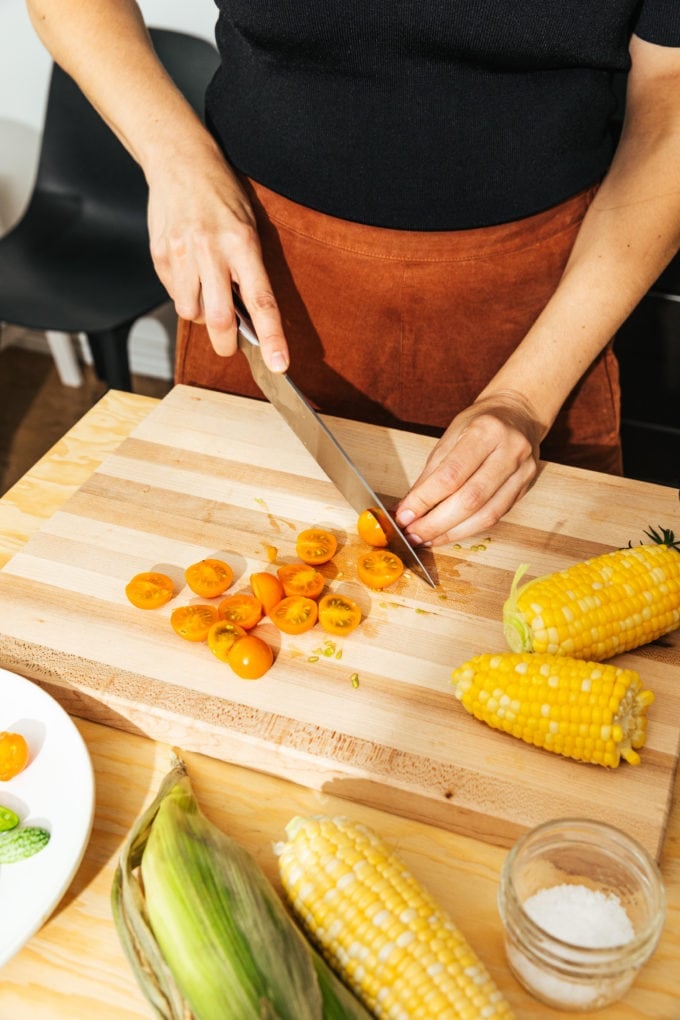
[26,0,290,373]
[146,140,290,372]
[395,392,544,546]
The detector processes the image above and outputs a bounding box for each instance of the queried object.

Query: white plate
[0,667,94,967]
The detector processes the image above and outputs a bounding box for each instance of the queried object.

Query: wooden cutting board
[0,384,678,859]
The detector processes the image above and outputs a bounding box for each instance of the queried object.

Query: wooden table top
[0,389,677,1020]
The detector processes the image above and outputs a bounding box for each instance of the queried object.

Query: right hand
[146,140,290,373]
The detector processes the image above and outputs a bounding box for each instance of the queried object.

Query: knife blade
[233,297,436,588]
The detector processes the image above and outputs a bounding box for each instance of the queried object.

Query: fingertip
[267,349,289,373]
[396,508,416,528]
[405,532,425,547]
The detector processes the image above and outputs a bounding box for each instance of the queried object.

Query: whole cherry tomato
[0,731,29,781]
[227,634,274,679]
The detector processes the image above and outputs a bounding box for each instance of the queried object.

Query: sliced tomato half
[270,595,319,635]
[295,528,338,565]
[357,549,404,590]
[318,593,362,637]
[277,562,325,600]
[218,593,263,630]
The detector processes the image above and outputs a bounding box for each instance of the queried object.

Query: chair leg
[45,330,84,387]
[86,324,133,391]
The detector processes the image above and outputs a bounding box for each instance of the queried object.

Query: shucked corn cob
[503,526,680,661]
[111,757,371,1020]
[277,814,515,1019]
[452,652,654,767]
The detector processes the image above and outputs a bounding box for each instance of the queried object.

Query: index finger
[237,281,289,373]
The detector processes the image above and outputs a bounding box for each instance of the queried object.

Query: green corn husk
[111,754,371,1020]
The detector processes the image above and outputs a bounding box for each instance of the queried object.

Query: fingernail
[407,533,423,547]
[269,351,288,372]
[397,509,415,527]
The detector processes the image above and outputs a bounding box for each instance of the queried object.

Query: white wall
[0,0,218,229]
[0,0,218,380]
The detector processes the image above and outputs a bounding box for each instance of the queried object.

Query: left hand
[395,392,544,546]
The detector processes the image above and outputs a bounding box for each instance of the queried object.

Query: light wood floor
[0,345,171,496]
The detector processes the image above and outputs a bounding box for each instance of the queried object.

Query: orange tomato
[277,562,325,600]
[218,593,263,630]
[270,595,318,635]
[317,593,362,637]
[227,634,274,679]
[125,571,175,610]
[184,558,234,598]
[250,571,285,616]
[170,603,218,642]
[207,620,247,662]
[295,528,338,565]
[0,731,29,781]
[357,549,404,590]
[357,508,390,547]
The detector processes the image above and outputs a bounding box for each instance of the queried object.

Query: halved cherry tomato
[227,634,274,679]
[170,604,218,642]
[357,508,389,548]
[250,572,285,616]
[317,593,362,637]
[277,562,325,600]
[218,593,263,630]
[0,731,29,781]
[125,571,175,609]
[270,595,318,635]
[184,558,234,598]
[207,620,247,662]
[357,549,404,590]
[295,528,338,565]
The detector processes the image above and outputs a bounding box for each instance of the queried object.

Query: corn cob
[111,757,372,1020]
[503,526,680,661]
[452,652,654,767]
[276,814,515,1019]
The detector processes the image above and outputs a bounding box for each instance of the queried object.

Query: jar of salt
[498,818,666,1011]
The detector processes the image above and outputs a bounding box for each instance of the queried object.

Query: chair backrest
[35,27,220,219]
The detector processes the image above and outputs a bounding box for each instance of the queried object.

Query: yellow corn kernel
[503,526,680,661]
[277,815,515,1019]
[452,652,654,767]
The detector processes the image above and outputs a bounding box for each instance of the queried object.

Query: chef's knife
[234,296,436,588]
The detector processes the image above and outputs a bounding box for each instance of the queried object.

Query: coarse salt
[509,883,636,1009]
[524,883,635,948]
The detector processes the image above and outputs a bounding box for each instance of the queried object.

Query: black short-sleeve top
[206,1,680,229]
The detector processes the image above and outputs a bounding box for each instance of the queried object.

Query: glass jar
[497,818,666,1011]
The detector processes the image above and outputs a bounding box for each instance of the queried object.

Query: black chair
[0,27,220,391]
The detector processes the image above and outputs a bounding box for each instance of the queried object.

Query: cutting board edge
[2,646,671,862]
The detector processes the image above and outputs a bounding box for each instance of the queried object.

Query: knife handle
[232,291,259,348]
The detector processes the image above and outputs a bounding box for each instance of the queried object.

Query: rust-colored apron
[176,179,622,474]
